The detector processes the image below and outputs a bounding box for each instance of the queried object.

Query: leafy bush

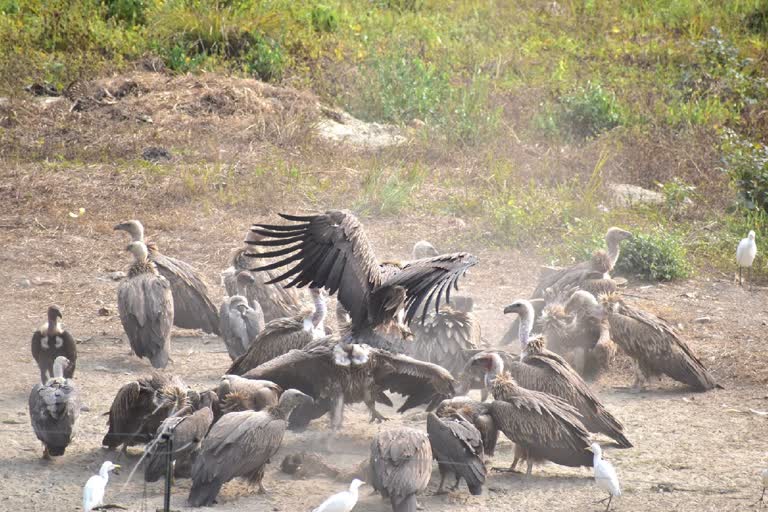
[536,82,622,141]
[103,0,151,26]
[719,128,768,212]
[615,230,692,281]
[310,4,338,33]
[242,34,284,82]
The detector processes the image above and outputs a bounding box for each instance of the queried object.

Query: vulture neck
[310,289,327,330]
[517,308,534,347]
[485,353,504,388]
[52,359,66,379]
[271,397,299,421]
[606,236,622,267]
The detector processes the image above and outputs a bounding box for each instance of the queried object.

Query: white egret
[588,443,620,511]
[737,230,757,289]
[83,461,120,512]
[312,479,365,512]
[759,468,768,507]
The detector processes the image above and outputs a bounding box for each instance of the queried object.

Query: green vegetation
[616,230,692,281]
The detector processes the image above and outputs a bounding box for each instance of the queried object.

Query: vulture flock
[25,210,731,512]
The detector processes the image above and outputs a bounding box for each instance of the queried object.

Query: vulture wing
[227,316,313,375]
[240,344,337,400]
[426,412,486,494]
[371,350,456,413]
[370,427,432,509]
[407,308,481,376]
[60,331,77,378]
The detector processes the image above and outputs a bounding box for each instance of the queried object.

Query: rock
[316,110,405,150]
[107,271,127,281]
[138,114,153,123]
[408,118,426,129]
[18,278,32,289]
[608,183,665,208]
[693,316,712,324]
[142,147,172,162]
[97,307,111,317]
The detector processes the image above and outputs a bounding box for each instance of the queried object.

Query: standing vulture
[370,427,432,512]
[599,292,721,391]
[219,272,265,360]
[115,219,220,334]
[226,288,328,375]
[31,305,77,383]
[246,210,477,350]
[242,340,456,429]
[216,375,282,416]
[436,397,499,458]
[118,241,174,369]
[187,389,313,506]
[28,356,80,458]
[427,412,486,495]
[221,229,306,322]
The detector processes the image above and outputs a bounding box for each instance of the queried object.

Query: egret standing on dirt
[83,461,120,512]
[759,468,768,507]
[588,443,620,511]
[312,479,365,512]
[737,230,757,289]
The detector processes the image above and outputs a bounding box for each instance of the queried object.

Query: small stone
[108,271,127,281]
[693,316,712,324]
[97,307,111,317]
[18,278,32,288]
[138,114,153,123]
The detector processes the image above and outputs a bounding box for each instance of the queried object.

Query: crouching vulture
[427,412,486,495]
[118,241,173,368]
[242,339,456,430]
[436,397,498,458]
[31,305,77,383]
[188,389,313,506]
[28,356,80,459]
[216,375,282,417]
[245,210,477,351]
[219,271,265,360]
[115,219,220,334]
[370,427,432,512]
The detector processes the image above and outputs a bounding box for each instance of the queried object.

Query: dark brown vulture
[436,397,499,458]
[427,412,486,495]
[226,288,328,375]
[216,375,282,416]
[28,356,80,459]
[187,389,313,506]
[221,230,307,322]
[245,210,477,351]
[242,339,456,430]
[370,427,432,512]
[114,219,220,334]
[31,305,77,383]
[600,292,721,391]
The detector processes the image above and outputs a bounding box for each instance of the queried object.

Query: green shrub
[103,0,151,26]
[310,4,338,33]
[355,165,427,215]
[536,82,623,141]
[615,230,692,281]
[719,128,768,212]
[242,34,284,82]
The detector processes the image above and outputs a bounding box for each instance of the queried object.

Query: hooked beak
[503,304,516,314]
[113,222,127,231]
[585,446,594,453]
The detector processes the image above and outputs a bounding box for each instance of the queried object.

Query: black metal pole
[163,432,173,512]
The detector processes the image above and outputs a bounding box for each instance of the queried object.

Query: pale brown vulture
[599,292,721,391]
[118,241,174,369]
[436,397,499,458]
[216,375,282,416]
[246,210,477,351]
[28,356,80,459]
[115,220,220,334]
[219,272,265,360]
[31,305,77,383]
[187,389,313,506]
[427,411,486,495]
[370,427,432,512]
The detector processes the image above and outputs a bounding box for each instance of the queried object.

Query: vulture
[219,272,265,360]
[226,288,328,375]
[117,241,174,369]
[221,229,306,322]
[216,375,282,416]
[144,398,215,482]
[246,210,477,350]
[242,340,456,429]
[426,412,486,495]
[436,397,499,458]
[102,373,191,451]
[370,427,432,512]
[471,299,631,448]
[31,305,77,383]
[187,389,313,506]
[83,461,120,512]
[115,219,220,334]
[598,292,721,391]
[28,356,80,459]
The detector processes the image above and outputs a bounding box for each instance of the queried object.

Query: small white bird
[759,468,768,507]
[588,443,620,511]
[737,230,757,289]
[312,479,365,512]
[83,461,120,512]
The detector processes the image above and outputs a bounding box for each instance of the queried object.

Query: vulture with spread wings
[246,210,477,349]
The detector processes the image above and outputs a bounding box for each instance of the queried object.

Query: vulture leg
[364,388,389,423]
[42,446,51,460]
[329,394,345,432]
[39,368,47,385]
[525,459,534,478]
[630,367,647,393]
[480,387,488,402]
[450,474,461,491]
[435,468,448,495]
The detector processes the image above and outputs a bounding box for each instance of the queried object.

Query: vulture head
[412,240,439,260]
[275,389,313,414]
[468,352,504,387]
[44,305,64,335]
[564,290,600,317]
[229,295,250,314]
[126,241,150,263]
[605,227,633,245]
[503,300,535,320]
[235,271,256,285]
[114,219,145,242]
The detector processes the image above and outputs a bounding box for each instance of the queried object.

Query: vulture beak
[585,446,594,453]
[503,304,516,314]
[113,222,127,231]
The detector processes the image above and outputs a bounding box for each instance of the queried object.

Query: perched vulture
[242,340,456,430]
[221,229,306,322]
[226,288,328,375]
[187,389,313,506]
[144,399,215,482]
[28,356,80,458]
[600,293,721,391]
[370,427,432,512]
[436,397,499,458]
[427,412,486,495]
[31,305,77,383]
[219,272,265,360]
[117,241,174,369]
[499,298,546,346]
[102,373,190,451]
[216,375,282,416]
[246,210,477,350]
[115,219,220,334]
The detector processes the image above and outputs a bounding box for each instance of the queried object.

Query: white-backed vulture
[246,210,477,350]
[221,230,307,322]
[242,340,456,430]
[216,375,282,416]
[102,373,190,451]
[436,397,499,458]
[28,356,80,459]
[115,220,220,334]
[187,389,313,506]
[427,411,486,495]
[117,241,173,369]
[370,427,432,512]
[598,292,721,391]
[219,271,265,360]
[31,305,77,383]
